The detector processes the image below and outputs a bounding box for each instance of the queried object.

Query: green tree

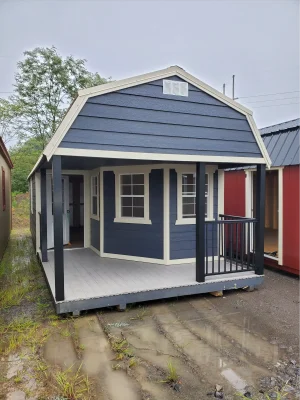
[12,46,108,149]
[0,99,23,145]
[10,138,43,193]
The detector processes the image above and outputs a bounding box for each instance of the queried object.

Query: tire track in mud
[101,311,216,399]
[152,305,250,392]
[74,316,141,400]
[188,298,280,365]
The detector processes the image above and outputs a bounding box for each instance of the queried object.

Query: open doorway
[68,175,84,248]
[252,170,279,258]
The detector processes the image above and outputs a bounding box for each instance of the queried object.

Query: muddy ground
[0,198,299,399]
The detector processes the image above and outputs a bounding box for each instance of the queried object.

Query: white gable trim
[30,66,271,176]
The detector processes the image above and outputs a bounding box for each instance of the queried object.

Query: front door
[46,174,70,249]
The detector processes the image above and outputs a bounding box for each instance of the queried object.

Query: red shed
[225,119,300,276]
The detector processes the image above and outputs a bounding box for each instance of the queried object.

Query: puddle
[153,304,271,392]
[187,299,280,364]
[75,316,141,400]
[221,368,248,391]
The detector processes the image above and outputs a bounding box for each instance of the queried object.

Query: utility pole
[232,74,235,100]
[223,83,226,95]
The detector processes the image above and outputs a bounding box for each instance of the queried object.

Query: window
[120,174,144,218]
[2,167,6,211]
[181,173,208,218]
[176,168,213,225]
[91,175,99,217]
[114,169,151,224]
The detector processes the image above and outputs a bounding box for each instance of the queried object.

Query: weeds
[53,364,90,399]
[161,360,179,384]
[130,307,147,321]
[128,357,137,368]
[236,388,289,399]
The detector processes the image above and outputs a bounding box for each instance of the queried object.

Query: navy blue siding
[104,170,163,259]
[30,175,36,251]
[90,218,100,251]
[60,76,262,158]
[170,169,218,260]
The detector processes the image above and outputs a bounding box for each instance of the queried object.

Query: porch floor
[41,249,263,314]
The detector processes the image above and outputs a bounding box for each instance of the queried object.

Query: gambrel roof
[29,66,271,177]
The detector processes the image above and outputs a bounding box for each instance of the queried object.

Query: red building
[225,119,300,275]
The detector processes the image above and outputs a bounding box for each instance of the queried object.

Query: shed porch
[41,248,263,314]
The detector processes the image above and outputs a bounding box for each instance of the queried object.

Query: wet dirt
[39,270,300,399]
[74,316,140,400]
[43,332,78,369]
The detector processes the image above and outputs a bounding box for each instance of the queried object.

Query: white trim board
[28,65,271,179]
[54,148,266,165]
[245,168,283,265]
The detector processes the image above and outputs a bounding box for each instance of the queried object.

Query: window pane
[182,197,195,205]
[133,207,144,218]
[183,203,195,217]
[121,175,131,185]
[132,174,144,184]
[121,185,132,195]
[121,206,132,217]
[121,197,132,207]
[133,185,144,195]
[133,197,144,207]
[92,196,97,215]
[182,184,195,195]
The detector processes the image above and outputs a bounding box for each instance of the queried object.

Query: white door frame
[46,170,90,249]
[245,167,283,265]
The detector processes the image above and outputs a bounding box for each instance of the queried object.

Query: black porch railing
[204,214,256,276]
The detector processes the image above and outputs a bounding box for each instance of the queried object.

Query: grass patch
[53,364,91,399]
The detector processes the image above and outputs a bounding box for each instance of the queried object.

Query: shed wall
[30,175,36,251]
[283,165,300,274]
[224,171,246,217]
[60,76,262,159]
[90,218,100,251]
[103,169,164,259]
[0,153,12,260]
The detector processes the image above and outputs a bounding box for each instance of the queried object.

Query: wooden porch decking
[41,249,263,314]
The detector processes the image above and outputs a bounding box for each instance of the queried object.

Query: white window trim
[114,167,152,225]
[175,165,217,225]
[90,174,99,220]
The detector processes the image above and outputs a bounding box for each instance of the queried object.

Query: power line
[251,102,300,109]
[237,90,300,99]
[242,96,300,104]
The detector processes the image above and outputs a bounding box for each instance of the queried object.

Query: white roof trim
[54,147,267,165]
[29,65,271,177]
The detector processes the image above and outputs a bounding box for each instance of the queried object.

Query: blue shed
[28,66,271,314]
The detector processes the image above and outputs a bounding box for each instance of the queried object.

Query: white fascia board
[44,95,88,161]
[246,114,272,169]
[55,147,267,165]
[34,65,269,170]
[27,154,44,180]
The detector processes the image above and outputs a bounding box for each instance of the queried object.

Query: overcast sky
[0,0,299,128]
